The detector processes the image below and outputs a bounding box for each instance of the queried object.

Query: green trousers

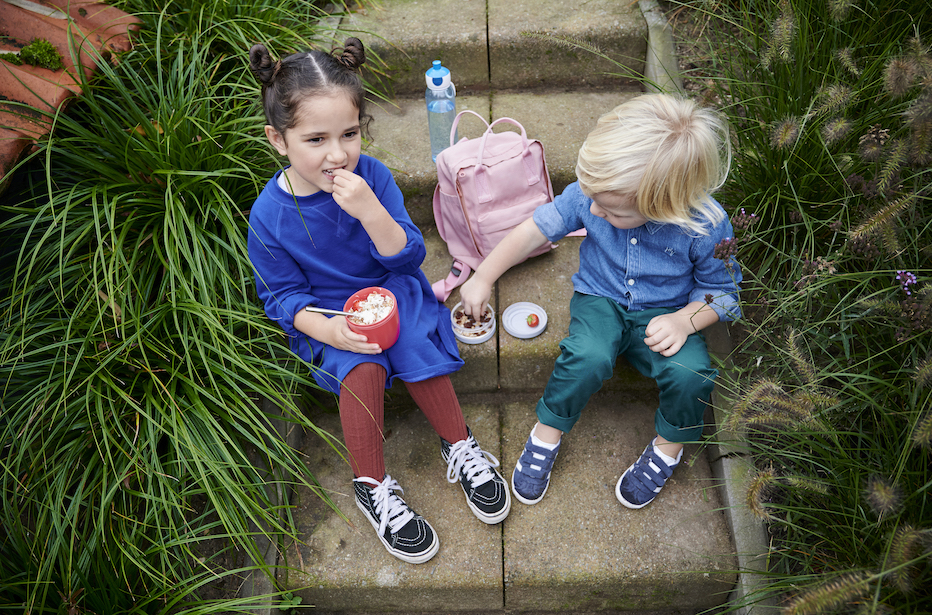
[536,293,718,443]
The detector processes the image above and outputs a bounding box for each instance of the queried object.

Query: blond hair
[576,94,731,234]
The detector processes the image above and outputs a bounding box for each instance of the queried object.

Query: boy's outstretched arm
[460,217,550,318]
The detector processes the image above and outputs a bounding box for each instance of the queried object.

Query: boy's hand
[644,312,692,357]
[460,275,492,319]
[331,169,380,220]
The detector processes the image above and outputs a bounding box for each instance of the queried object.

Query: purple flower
[714,237,737,260]
[714,238,738,272]
[732,208,758,232]
[896,270,917,296]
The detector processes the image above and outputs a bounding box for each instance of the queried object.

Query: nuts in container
[450,302,495,344]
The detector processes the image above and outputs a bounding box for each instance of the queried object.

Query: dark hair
[249,37,371,138]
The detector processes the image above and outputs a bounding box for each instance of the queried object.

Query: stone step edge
[337,0,649,97]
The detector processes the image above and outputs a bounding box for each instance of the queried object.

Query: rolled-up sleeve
[369,226,427,276]
[533,182,588,241]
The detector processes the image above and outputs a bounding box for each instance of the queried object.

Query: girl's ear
[265,125,288,156]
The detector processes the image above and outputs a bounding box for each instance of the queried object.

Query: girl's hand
[330,168,407,257]
[331,168,380,220]
[644,312,692,357]
[460,275,493,319]
[325,314,384,354]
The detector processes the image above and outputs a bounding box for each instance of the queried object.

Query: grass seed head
[762,2,796,69]
[904,89,932,130]
[911,410,932,448]
[835,47,860,77]
[773,12,796,63]
[783,572,870,615]
[827,0,855,22]
[746,467,778,521]
[771,117,801,150]
[822,117,852,145]
[908,117,932,165]
[782,476,831,496]
[786,328,816,385]
[915,355,932,388]
[864,475,902,519]
[886,524,924,592]
[814,84,854,117]
[884,57,921,97]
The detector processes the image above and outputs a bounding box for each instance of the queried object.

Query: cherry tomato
[526,313,540,327]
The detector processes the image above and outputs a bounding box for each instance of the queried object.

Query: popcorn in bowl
[348,291,394,325]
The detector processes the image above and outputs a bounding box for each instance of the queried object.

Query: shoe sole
[511,467,549,505]
[355,498,440,564]
[614,465,654,509]
[461,481,512,523]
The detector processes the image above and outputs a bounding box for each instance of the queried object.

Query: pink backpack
[431,110,555,301]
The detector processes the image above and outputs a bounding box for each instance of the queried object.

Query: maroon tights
[339,362,468,480]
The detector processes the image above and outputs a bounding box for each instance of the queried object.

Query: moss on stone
[19,39,65,71]
[0,52,23,65]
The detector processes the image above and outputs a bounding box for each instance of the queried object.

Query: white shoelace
[445,436,500,488]
[357,475,415,536]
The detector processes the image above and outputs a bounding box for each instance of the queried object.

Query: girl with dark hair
[246,39,510,565]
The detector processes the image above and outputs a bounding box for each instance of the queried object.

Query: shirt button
[630,238,638,245]
[627,279,635,286]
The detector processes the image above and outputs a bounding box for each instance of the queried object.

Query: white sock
[652,444,682,467]
[531,432,560,450]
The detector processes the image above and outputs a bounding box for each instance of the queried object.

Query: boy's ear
[265,125,288,156]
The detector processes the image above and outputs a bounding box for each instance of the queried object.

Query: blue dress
[247,155,463,394]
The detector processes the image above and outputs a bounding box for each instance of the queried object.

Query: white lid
[502,302,547,339]
[425,60,452,90]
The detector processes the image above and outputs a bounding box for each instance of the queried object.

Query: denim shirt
[533,181,742,321]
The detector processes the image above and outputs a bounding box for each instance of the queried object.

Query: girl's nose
[590,202,604,217]
[326,142,348,164]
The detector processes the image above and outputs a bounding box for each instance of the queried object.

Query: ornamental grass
[0,1,364,612]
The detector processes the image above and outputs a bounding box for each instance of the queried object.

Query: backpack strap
[474,117,541,203]
[431,260,472,302]
[449,109,489,147]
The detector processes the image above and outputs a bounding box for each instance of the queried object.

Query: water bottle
[425,60,457,162]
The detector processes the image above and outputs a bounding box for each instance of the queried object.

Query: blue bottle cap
[425,60,452,90]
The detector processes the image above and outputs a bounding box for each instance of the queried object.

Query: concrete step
[341,0,646,96]
[283,390,737,613]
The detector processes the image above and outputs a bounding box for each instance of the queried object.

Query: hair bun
[335,37,366,71]
[249,43,280,85]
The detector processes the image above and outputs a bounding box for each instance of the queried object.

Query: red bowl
[343,287,400,350]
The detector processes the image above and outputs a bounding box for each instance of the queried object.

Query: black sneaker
[353,475,439,564]
[441,427,511,524]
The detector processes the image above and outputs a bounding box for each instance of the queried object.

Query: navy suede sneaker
[615,438,681,509]
[511,430,560,505]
